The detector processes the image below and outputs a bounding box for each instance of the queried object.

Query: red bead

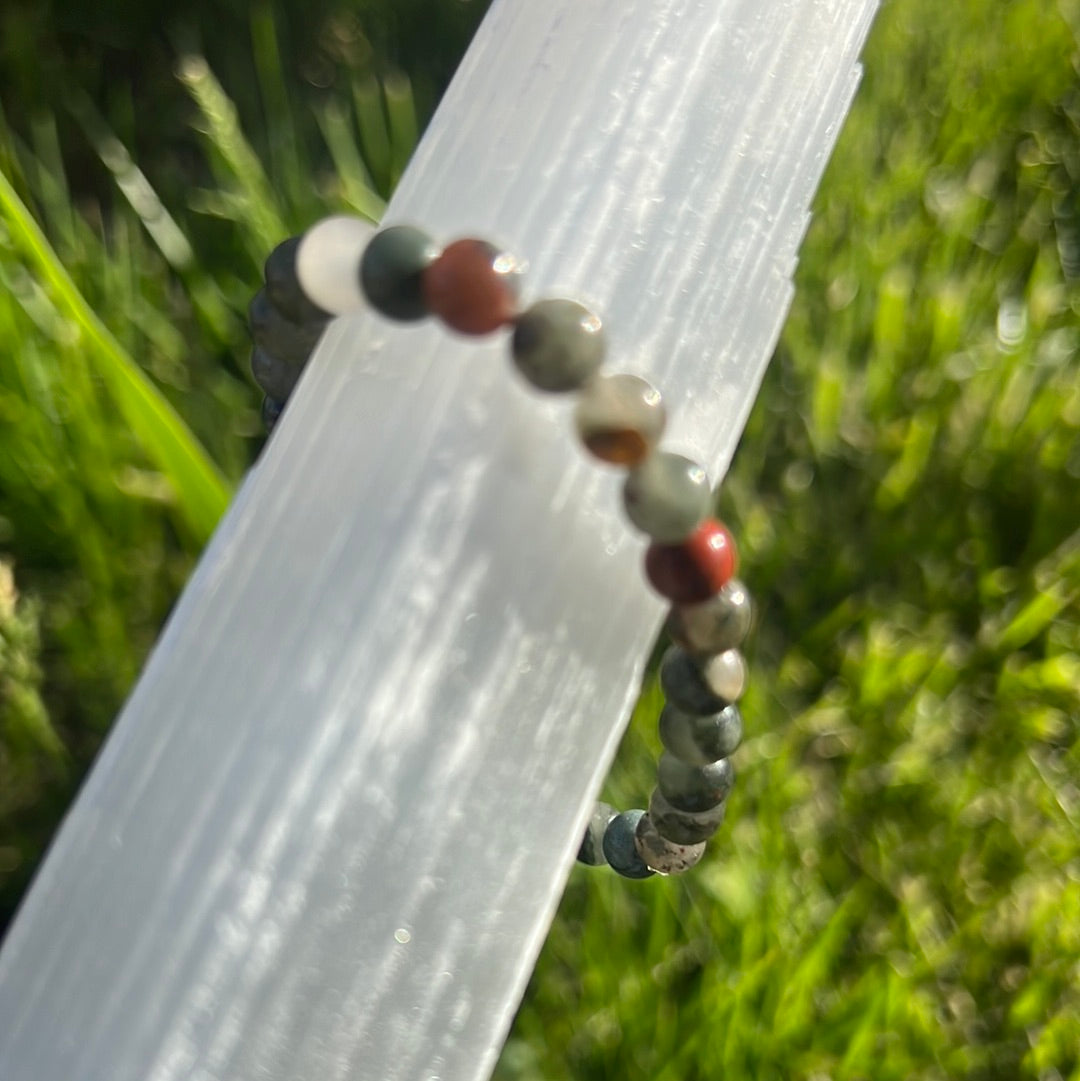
[421,238,521,335]
[645,519,737,603]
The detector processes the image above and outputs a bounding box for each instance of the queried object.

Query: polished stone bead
[574,373,666,465]
[623,452,711,542]
[657,752,734,813]
[633,812,706,875]
[261,396,284,432]
[659,702,743,766]
[576,802,617,866]
[360,224,439,321]
[248,289,325,364]
[602,809,655,879]
[296,215,375,314]
[511,299,605,392]
[666,578,753,655]
[264,236,330,324]
[250,346,303,402]
[702,649,748,703]
[649,787,727,845]
[659,646,727,715]
[422,238,522,335]
[644,518,737,603]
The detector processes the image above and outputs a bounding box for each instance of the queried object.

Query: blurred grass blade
[353,75,392,194]
[316,101,385,221]
[177,54,288,250]
[383,72,418,189]
[0,167,230,543]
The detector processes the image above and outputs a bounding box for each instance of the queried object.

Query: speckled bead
[602,810,656,879]
[511,299,605,391]
[649,787,728,845]
[645,518,737,603]
[633,812,706,875]
[261,396,284,432]
[666,578,753,656]
[250,346,303,402]
[360,224,439,321]
[248,289,325,364]
[574,373,666,466]
[422,238,522,335]
[576,802,618,866]
[623,452,711,542]
[659,646,727,715]
[656,752,734,813]
[264,236,330,324]
[659,702,743,766]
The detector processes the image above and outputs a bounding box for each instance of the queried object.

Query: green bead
[622,452,711,542]
[666,579,753,655]
[648,787,727,845]
[660,646,727,715]
[360,225,439,321]
[656,752,734,813]
[659,702,743,766]
[511,299,605,392]
[602,810,655,879]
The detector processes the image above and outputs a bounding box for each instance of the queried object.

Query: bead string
[248,216,754,879]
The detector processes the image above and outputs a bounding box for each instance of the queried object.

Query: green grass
[1,0,1079,1078]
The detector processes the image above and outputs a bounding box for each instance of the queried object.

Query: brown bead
[574,373,666,466]
[421,238,521,335]
[644,518,737,603]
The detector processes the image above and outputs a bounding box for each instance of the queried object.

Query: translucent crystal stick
[0,2,878,1080]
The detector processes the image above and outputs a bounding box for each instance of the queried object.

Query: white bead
[295,215,375,315]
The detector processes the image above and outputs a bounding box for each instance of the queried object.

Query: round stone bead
[601,809,655,879]
[656,752,735,813]
[666,578,753,656]
[633,812,706,875]
[296,215,376,315]
[623,452,711,542]
[644,518,737,604]
[649,787,727,846]
[576,802,617,866]
[261,396,284,432]
[510,299,605,392]
[264,236,330,324]
[422,238,522,335]
[660,646,727,715]
[360,224,439,321]
[250,346,303,402]
[702,648,748,703]
[248,289,325,364]
[659,702,743,766]
[574,373,666,465]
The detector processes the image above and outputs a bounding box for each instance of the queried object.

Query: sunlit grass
[0,0,1077,1077]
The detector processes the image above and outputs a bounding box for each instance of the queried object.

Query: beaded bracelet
[248,216,754,880]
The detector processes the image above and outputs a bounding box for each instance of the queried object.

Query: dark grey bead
[511,299,605,392]
[264,236,330,324]
[250,346,303,402]
[666,579,753,655]
[656,752,734,813]
[633,812,706,875]
[649,787,727,845]
[248,289,325,363]
[261,396,284,432]
[622,452,711,542]
[576,802,617,866]
[360,224,439,321]
[602,810,655,879]
[659,646,727,715]
[659,701,743,766]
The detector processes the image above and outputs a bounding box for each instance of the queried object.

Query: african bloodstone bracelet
[248,216,754,880]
